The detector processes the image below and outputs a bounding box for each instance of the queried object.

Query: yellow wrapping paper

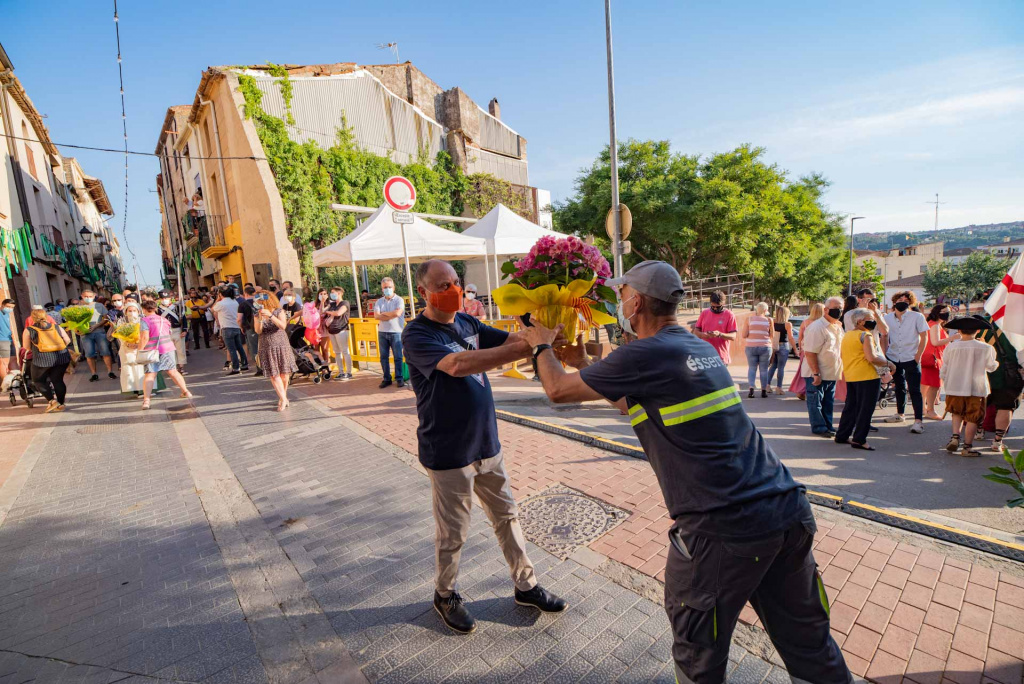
[491,278,616,342]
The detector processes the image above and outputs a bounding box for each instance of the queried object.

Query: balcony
[195,214,229,259]
[162,258,179,281]
[35,224,66,265]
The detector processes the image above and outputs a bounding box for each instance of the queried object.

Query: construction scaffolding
[678,272,756,312]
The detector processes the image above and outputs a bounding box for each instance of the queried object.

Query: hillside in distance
[852,221,1024,251]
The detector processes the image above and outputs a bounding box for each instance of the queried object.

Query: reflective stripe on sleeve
[628,403,649,426]
[659,386,742,426]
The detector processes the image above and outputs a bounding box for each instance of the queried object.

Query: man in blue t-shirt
[0,298,16,383]
[521,261,851,684]
[402,260,567,635]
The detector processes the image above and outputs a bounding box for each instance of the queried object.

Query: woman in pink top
[742,302,773,398]
[139,300,192,409]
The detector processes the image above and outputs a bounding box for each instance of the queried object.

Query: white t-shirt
[801,318,844,381]
[940,338,998,397]
[373,295,405,333]
[212,298,240,330]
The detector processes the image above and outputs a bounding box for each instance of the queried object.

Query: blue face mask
[329,293,339,301]
[382,287,394,297]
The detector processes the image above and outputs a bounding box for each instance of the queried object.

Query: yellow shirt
[186,298,206,320]
[842,330,881,382]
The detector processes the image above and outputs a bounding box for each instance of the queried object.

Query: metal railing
[678,272,756,311]
[181,213,226,252]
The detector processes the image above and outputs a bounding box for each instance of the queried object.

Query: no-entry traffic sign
[383,176,417,212]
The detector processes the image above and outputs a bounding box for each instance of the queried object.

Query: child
[940,316,998,457]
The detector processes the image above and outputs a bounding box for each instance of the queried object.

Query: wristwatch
[532,343,552,359]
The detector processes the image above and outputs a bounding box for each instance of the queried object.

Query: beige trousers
[428,452,537,597]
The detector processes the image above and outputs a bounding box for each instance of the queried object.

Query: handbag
[129,348,160,366]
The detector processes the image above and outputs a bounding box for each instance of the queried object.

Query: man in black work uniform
[521,261,851,684]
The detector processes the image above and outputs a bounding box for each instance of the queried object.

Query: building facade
[155,61,550,291]
[1,43,125,330]
[854,241,944,286]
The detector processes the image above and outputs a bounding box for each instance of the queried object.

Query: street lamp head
[852,216,865,221]
[79,226,92,243]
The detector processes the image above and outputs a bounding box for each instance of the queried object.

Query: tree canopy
[923,252,1011,304]
[553,140,847,304]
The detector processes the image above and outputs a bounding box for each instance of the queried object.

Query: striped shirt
[745,315,772,348]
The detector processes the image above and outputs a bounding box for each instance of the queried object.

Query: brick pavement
[0,374,265,683]
[301,369,1024,684]
[166,349,790,682]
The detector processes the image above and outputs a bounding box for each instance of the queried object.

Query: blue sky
[3,0,1022,286]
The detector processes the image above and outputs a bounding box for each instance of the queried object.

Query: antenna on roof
[925,193,946,231]
[376,42,400,64]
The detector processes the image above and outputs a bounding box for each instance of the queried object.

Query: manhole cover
[76,425,126,434]
[518,484,629,559]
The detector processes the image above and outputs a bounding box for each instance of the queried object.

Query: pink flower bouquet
[492,235,617,341]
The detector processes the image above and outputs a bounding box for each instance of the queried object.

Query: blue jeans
[82,330,111,359]
[805,379,836,434]
[767,343,790,389]
[745,346,771,389]
[222,328,248,370]
[379,331,403,382]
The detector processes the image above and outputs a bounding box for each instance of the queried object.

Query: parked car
[788,316,808,358]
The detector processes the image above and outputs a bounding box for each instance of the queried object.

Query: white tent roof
[312,204,488,267]
[461,203,563,256]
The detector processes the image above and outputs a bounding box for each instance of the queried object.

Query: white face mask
[83,297,94,304]
[616,295,638,336]
[465,292,476,300]
[161,298,171,306]
[282,296,294,305]
[113,301,124,309]
[382,287,394,297]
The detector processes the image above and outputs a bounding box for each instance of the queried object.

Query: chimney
[488,98,501,120]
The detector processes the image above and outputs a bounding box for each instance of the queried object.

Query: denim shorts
[82,330,112,359]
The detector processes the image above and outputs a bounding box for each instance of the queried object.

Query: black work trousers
[189,318,210,349]
[890,359,923,421]
[665,517,851,684]
[836,378,881,446]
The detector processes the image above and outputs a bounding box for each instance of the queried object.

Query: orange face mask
[427,285,463,313]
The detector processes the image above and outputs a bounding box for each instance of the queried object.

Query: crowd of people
[697,287,1023,457]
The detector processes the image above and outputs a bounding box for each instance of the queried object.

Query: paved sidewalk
[0,351,788,683]
[303,369,1024,684]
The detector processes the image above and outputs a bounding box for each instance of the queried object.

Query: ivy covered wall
[236,68,534,283]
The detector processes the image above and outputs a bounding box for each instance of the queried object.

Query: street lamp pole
[604,0,623,278]
[848,216,865,295]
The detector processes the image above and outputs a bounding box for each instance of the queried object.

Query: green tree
[553,140,846,303]
[923,252,1010,304]
[840,256,885,297]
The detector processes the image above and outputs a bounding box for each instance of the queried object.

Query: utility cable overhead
[112,0,143,287]
[0,132,266,161]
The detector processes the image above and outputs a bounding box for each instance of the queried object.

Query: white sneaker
[885,415,906,424]
[910,422,924,434]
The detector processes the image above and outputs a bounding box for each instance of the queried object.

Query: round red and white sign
[383,176,417,212]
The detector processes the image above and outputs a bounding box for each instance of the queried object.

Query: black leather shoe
[378,380,392,389]
[514,585,568,613]
[396,378,405,388]
[433,591,476,634]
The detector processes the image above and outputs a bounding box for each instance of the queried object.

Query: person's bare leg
[269,375,286,408]
[993,409,1013,450]
[923,386,940,418]
[951,414,963,436]
[142,373,156,407]
[102,355,113,373]
[964,422,978,447]
[281,374,291,408]
[165,369,190,395]
[0,356,8,383]
[86,357,97,374]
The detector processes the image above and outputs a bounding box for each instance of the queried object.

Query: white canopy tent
[312,204,489,317]
[461,203,565,317]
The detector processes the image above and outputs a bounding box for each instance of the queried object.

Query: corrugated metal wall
[477,107,520,158]
[250,72,444,164]
[467,148,529,185]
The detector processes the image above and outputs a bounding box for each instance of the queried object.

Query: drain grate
[518,484,629,559]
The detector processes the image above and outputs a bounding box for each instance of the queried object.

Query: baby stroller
[5,348,41,408]
[877,375,896,409]
[287,325,332,384]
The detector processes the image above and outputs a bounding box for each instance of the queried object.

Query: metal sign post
[384,177,419,319]
[604,0,623,279]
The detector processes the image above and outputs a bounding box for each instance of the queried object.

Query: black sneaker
[108,372,117,380]
[89,374,99,382]
[240,366,249,372]
[397,378,405,388]
[228,370,240,376]
[761,389,768,398]
[379,380,392,389]
[514,585,568,613]
[817,431,836,438]
[254,369,264,377]
[223,361,230,369]
[748,388,755,398]
[433,591,476,634]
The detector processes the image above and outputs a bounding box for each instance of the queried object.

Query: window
[921,265,928,273]
[21,122,37,179]
[876,268,883,276]
[898,270,903,279]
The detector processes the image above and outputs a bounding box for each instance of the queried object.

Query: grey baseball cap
[605,260,684,304]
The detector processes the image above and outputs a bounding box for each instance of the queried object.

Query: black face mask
[894,301,910,312]
[710,305,724,313]
[938,312,950,321]
[827,308,842,320]
[864,320,877,331]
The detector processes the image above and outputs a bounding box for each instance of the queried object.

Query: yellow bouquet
[491,235,616,342]
[112,321,140,344]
